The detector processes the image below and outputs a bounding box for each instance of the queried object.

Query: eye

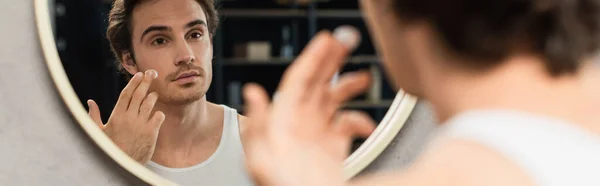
[189,32,203,39]
[151,38,167,45]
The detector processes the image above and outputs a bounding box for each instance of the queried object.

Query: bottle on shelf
[280,25,294,59]
[367,65,382,102]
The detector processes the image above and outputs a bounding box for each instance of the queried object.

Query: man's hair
[106,0,219,80]
[393,0,600,76]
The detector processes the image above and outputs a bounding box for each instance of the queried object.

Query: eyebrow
[140,26,170,42]
[139,19,207,42]
[186,19,207,29]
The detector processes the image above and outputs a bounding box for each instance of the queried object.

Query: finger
[128,70,157,114]
[242,83,270,129]
[330,70,372,106]
[86,99,104,128]
[114,72,144,113]
[333,111,376,139]
[319,26,362,85]
[149,111,166,131]
[139,92,158,120]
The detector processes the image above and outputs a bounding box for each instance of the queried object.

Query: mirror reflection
[50,0,398,185]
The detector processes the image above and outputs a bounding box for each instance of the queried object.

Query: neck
[424,57,600,132]
[152,96,219,152]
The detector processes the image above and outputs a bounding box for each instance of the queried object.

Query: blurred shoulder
[351,137,535,186]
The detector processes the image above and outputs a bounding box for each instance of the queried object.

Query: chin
[156,80,209,105]
[180,91,205,104]
[159,88,205,105]
[163,94,203,105]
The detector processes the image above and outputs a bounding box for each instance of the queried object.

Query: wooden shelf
[220,55,379,66]
[317,10,362,18]
[210,4,380,105]
[220,9,361,18]
[231,99,393,111]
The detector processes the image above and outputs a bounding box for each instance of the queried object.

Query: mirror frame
[34,0,418,184]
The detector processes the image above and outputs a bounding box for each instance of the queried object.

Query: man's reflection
[87,0,254,185]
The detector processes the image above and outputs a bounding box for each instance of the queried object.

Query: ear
[121,51,139,75]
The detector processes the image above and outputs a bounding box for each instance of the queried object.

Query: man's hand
[87,70,165,164]
[242,26,376,186]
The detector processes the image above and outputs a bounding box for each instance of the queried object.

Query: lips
[174,71,200,81]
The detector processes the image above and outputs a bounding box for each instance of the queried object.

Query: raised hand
[87,70,165,164]
[242,26,376,186]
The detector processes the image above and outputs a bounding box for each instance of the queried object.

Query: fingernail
[333,25,361,51]
[133,72,142,79]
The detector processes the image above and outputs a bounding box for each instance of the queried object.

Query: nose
[174,41,195,66]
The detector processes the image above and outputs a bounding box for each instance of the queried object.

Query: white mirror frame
[34,0,418,184]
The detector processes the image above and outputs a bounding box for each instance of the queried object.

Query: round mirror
[35,0,417,185]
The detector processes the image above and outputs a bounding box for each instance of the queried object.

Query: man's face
[125,0,212,105]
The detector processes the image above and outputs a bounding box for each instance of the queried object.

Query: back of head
[392,0,600,76]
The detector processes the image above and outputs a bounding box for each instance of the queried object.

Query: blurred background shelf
[208,1,394,129]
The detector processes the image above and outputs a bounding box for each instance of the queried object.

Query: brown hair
[392,0,600,76]
[106,0,219,80]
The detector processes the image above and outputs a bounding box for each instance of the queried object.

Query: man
[86,0,254,185]
[240,0,600,186]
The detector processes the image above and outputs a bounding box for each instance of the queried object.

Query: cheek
[369,26,423,94]
[139,48,171,67]
[381,38,425,94]
[371,29,411,85]
[361,5,425,94]
[198,41,213,59]
[193,42,213,68]
[135,59,173,83]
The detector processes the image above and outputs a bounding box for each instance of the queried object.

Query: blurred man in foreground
[241,0,600,185]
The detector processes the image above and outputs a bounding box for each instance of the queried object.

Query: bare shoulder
[237,114,248,136]
[348,138,535,186]
[237,114,248,128]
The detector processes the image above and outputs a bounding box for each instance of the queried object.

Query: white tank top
[145,105,254,186]
[435,110,600,186]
